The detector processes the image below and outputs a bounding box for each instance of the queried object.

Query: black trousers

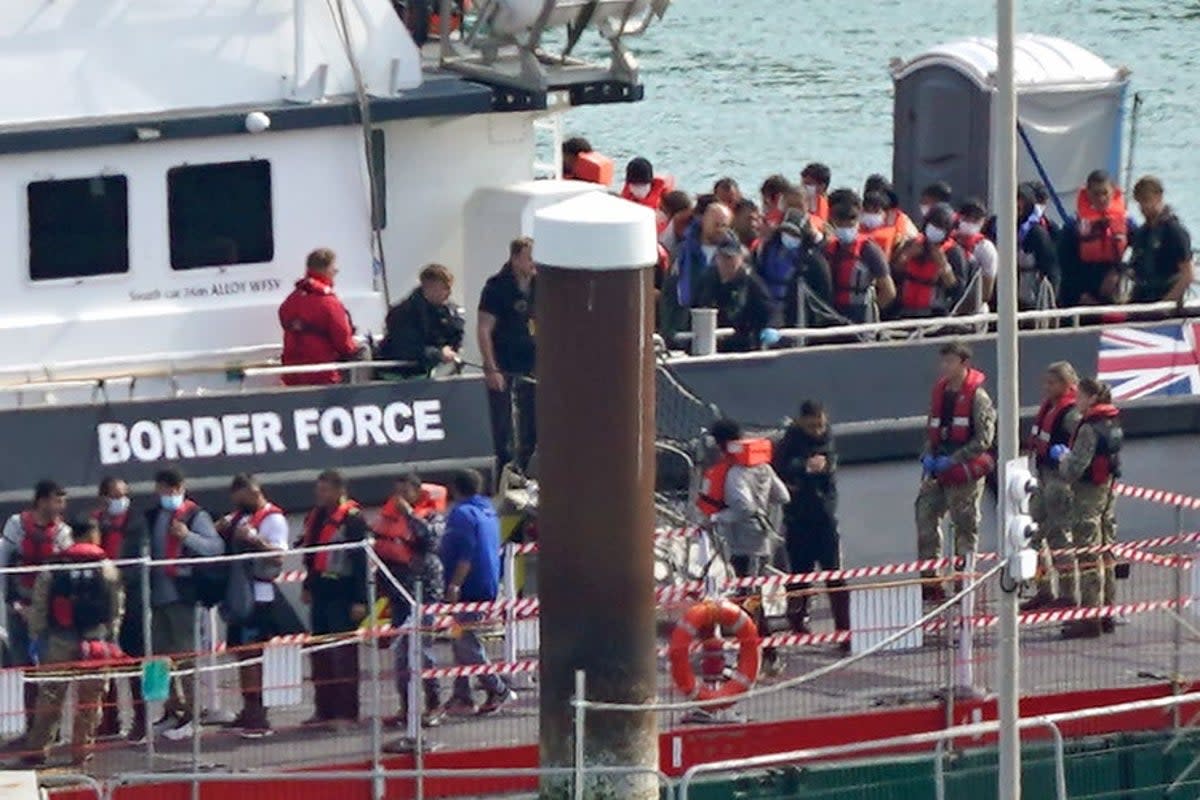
[487,377,537,475]
[785,514,851,632]
[310,579,360,722]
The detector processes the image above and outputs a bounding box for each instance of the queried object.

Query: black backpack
[50,562,111,632]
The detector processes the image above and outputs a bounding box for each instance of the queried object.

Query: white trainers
[161,719,195,741]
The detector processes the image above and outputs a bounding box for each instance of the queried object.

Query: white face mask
[919,203,932,219]
[861,212,885,230]
[835,226,858,244]
[958,221,982,237]
[1035,203,1047,217]
[925,225,947,244]
[776,196,787,212]
[780,233,801,250]
[802,183,819,200]
[628,183,651,200]
[107,496,130,516]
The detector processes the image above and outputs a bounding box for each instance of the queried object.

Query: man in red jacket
[278,248,361,386]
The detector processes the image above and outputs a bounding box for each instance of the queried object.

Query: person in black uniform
[773,400,851,652]
[478,237,537,476]
[378,264,465,379]
[693,233,773,352]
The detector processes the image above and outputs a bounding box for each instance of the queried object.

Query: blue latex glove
[920,455,937,473]
[932,456,954,475]
[27,639,39,666]
[1049,444,1069,463]
[760,328,782,347]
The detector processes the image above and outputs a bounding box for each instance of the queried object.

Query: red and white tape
[420,659,539,680]
[966,597,1190,628]
[1114,482,1200,511]
[725,557,962,591]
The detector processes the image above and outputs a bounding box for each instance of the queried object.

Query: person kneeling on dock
[21,517,123,767]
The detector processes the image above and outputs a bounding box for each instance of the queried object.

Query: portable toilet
[891,34,1130,223]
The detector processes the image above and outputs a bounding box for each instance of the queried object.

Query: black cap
[958,197,987,218]
[625,157,653,184]
[925,202,956,230]
[716,233,745,257]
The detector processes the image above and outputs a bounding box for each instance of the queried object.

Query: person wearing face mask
[800,163,831,222]
[954,199,998,310]
[754,209,833,325]
[917,181,953,224]
[895,203,966,317]
[859,190,897,261]
[825,201,894,323]
[1016,184,1062,309]
[215,474,300,739]
[92,477,149,742]
[760,174,792,228]
[146,467,222,741]
[693,234,774,352]
[378,264,465,379]
[1028,181,1062,242]
[863,175,919,253]
[619,156,671,211]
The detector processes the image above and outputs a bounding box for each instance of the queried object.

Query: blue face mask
[160,494,183,512]
[780,233,801,250]
[835,227,858,245]
[107,497,130,516]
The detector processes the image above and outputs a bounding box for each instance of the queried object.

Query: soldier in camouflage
[1023,362,1082,610]
[915,342,997,603]
[1057,378,1123,639]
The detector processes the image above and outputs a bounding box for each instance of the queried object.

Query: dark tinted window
[28,175,129,281]
[168,160,274,270]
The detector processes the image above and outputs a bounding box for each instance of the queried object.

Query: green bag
[141,658,171,703]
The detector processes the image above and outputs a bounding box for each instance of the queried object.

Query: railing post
[413,580,426,800]
[141,540,155,769]
[1174,503,1185,729]
[366,542,384,800]
[573,669,586,800]
[190,605,202,800]
[503,544,518,670]
[955,552,976,696]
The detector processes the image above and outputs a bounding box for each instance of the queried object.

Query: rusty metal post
[533,192,659,800]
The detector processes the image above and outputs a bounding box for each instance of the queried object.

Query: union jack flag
[1097,324,1200,401]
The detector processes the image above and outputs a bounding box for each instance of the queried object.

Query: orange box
[727,438,772,467]
[573,151,614,186]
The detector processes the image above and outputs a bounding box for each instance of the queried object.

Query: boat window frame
[25,173,131,285]
[166,157,275,272]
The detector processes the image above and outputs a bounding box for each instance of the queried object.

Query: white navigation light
[1005,514,1035,554]
[1004,461,1035,515]
[245,111,271,134]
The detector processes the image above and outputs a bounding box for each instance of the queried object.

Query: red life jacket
[954,231,985,260]
[1028,388,1078,466]
[18,511,61,591]
[303,500,359,574]
[825,236,871,311]
[1076,188,1128,265]
[91,509,129,561]
[373,497,418,566]
[227,503,284,539]
[1071,404,1122,484]
[620,176,673,211]
[900,237,954,312]
[49,542,108,630]
[927,369,995,485]
[161,500,200,578]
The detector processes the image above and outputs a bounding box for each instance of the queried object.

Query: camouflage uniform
[1059,423,1113,608]
[915,386,997,562]
[1028,471,1077,603]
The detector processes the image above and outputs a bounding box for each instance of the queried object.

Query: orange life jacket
[862,223,897,261]
[825,236,872,311]
[621,175,674,212]
[412,484,448,519]
[1028,389,1077,466]
[1071,404,1122,484]
[927,370,995,485]
[1076,188,1128,265]
[303,500,359,574]
[900,237,954,312]
[373,484,447,566]
[811,193,829,222]
[17,511,60,591]
[696,439,773,515]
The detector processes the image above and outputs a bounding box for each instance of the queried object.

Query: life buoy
[668,599,761,710]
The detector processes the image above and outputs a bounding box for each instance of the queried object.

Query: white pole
[995,1,1022,799]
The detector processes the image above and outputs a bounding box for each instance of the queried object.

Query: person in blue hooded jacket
[660,201,732,339]
[755,209,832,325]
[439,470,514,716]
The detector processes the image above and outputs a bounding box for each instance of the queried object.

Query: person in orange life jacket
[1063,170,1129,306]
[22,517,123,766]
[895,203,967,318]
[560,136,592,180]
[693,234,775,353]
[1012,184,1063,309]
[714,177,742,209]
[620,156,670,211]
[1021,362,1082,612]
[760,174,792,229]
[658,190,694,263]
[0,480,70,740]
[1129,175,1194,304]
[772,401,851,653]
[479,237,538,477]
[662,200,732,338]
[91,477,149,742]
[954,198,999,310]
[801,162,832,222]
[754,209,833,326]
[825,200,895,323]
[700,419,789,674]
[378,263,465,379]
[1057,379,1123,639]
[146,467,222,741]
[732,198,764,252]
[277,248,365,386]
[859,190,900,263]
[863,174,919,252]
[915,342,997,603]
[299,469,369,726]
[374,473,446,730]
[215,474,301,739]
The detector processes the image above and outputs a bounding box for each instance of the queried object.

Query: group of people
[0,466,514,766]
[565,136,1194,352]
[695,340,1126,660]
